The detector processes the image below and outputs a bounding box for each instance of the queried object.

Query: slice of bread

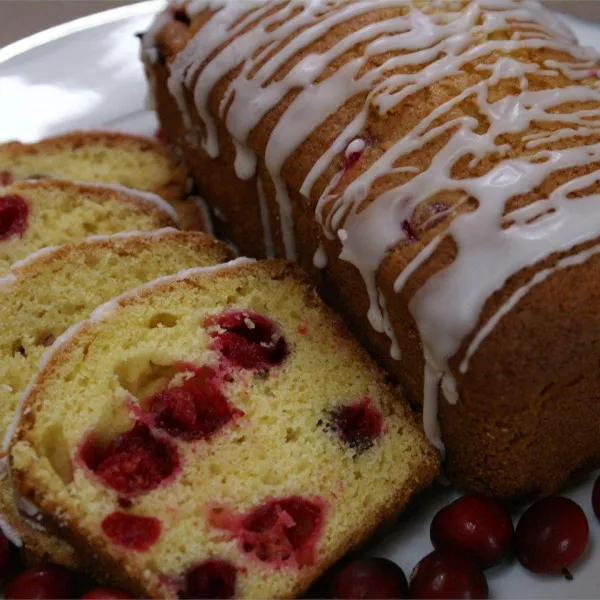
[9,259,438,598]
[0,131,205,231]
[0,179,178,275]
[0,230,234,569]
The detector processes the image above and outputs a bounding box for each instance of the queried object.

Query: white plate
[0,3,599,598]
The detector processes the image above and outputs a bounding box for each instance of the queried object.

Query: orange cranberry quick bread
[142,0,600,499]
[0,131,206,230]
[0,230,234,568]
[8,259,438,599]
[0,179,178,275]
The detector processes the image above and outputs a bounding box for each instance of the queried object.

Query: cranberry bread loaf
[9,259,437,599]
[143,0,600,499]
[0,179,179,275]
[0,230,234,568]
[0,131,205,230]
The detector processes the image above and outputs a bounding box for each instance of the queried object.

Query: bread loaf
[142,0,600,499]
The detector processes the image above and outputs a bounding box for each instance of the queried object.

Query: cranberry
[331,398,383,453]
[81,588,134,599]
[592,475,600,520]
[241,497,323,567]
[401,220,418,242]
[0,529,12,582]
[4,565,78,599]
[182,560,237,599]
[148,367,241,441]
[155,128,166,144]
[173,8,191,25]
[209,311,288,370]
[0,172,13,187]
[329,557,408,599]
[0,195,28,240]
[430,495,513,569]
[409,550,488,599]
[81,422,179,496]
[515,496,589,575]
[102,511,161,551]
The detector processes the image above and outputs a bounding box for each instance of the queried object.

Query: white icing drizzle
[313,243,328,269]
[460,242,600,374]
[0,511,22,547]
[147,0,600,449]
[257,179,275,258]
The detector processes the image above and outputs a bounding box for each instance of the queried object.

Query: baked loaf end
[9,260,437,598]
[143,0,600,499]
[0,131,207,231]
[0,230,234,568]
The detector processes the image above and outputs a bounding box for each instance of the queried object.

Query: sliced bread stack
[0,131,207,231]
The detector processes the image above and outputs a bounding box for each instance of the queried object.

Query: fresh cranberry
[148,367,241,441]
[515,496,589,575]
[209,311,288,370]
[4,565,78,599]
[81,422,179,495]
[331,398,383,453]
[102,512,161,551]
[0,172,13,187]
[0,195,28,240]
[430,495,514,569]
[329,557,408,599]
[592,475,600,520]
[241,497,323,567]
[81,588,134,599]
[182,560,237,599]
[409,550,488,599]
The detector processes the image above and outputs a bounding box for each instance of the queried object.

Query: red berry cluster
[325,474,596,600]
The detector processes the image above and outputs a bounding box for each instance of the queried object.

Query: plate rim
[0,0,165,65]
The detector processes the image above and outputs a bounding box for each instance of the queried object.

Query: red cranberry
[172,7,191,25]
[155,128,166,144]
[592,475,600,520]
[0,195,29,240]
[409,550,488,599]
[241,497,323,567]
[81,422,179,496]
[515,496,589,575]
[430,495,513,569]
[102,511,161,551]
[4,565,78,599]
[209,311,288,370]
[0,172,13,187]
[331,398,383,453]
[182,560,237,599]
[401,220,418,242]
[0,529,12,582]
[148,367,241,441]
[329,557,408,599]
[81,588,134,599]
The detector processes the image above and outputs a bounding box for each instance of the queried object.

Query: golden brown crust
[147,2,600,499]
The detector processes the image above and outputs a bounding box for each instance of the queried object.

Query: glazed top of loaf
[143,0,600,448]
